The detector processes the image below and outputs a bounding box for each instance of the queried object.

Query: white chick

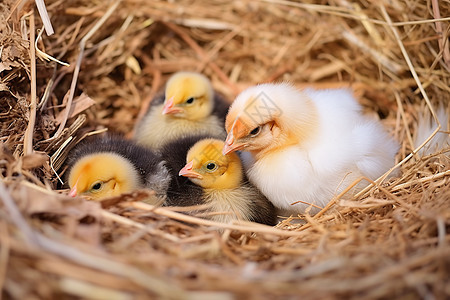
[223,83,399,215]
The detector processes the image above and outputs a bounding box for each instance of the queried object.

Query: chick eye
[249,126,261,137]
[205,162,218,172]
[185,97,195,104]
[91,182,103,191]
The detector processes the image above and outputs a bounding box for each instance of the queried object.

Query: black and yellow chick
[159,135,210,207]
[66,136,170,201]
[178,138,277,226]
[134,71,229,150]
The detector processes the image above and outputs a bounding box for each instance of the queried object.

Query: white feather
[414,106,450,156]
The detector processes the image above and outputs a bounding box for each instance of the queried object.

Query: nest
[1,0,449,298]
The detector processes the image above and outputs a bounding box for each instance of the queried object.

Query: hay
[1,0,449,298]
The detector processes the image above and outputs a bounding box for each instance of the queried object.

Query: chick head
[223,84,286,155]
[179,139,243,189]
[162,72,214,121]
[68,152,140,200]
[223,83,317,156]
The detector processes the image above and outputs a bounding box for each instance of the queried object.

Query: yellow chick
[134,72,229,150]
[178,138,277,225]
[67,136,170,200]
[68,153,139,199]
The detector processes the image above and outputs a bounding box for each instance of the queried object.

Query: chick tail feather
[414,105,450,156]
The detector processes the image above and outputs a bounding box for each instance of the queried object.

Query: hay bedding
[0,0,449,298]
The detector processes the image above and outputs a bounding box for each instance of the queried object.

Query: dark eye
[91,182,102,190]
[185,97,195,104]
[206,163,216,170]
[250,126,261,137]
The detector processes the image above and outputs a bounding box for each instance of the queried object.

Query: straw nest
[1,0,449,298]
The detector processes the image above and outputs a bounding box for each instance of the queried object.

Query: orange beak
[162,98,183,115]
[223,133,247,155]
[179,161,203,179]
[68,177,80,197]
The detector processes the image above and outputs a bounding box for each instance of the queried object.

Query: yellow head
[179,139,243,190]
[162,72,214,120]
[223,83,318,156]
[68,153,140,200]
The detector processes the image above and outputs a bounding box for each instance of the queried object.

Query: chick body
[199,182,277,225]
[224,83,399,214]
[67,136,170,200]
[178,138,277,225]
[134,72,229,150]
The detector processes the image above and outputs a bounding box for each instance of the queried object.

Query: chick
[159,135,209,207]
[178,138,277,225]
[66,136,170,200]
[134,72,229,150]
[223,83,399,215]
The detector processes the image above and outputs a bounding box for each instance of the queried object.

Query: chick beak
[223,133,246,155]
[179,161,203,179]
[69,186,77,197]
[162,98,183,115]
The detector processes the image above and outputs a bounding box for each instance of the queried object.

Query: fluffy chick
[178,138,277,225]
[134,72,229,150]
[67,136,170,200]
[223,83,399,215]
[159,135,210,207]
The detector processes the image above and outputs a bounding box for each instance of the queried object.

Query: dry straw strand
[34,0,54,36]
[51,0,121,141]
